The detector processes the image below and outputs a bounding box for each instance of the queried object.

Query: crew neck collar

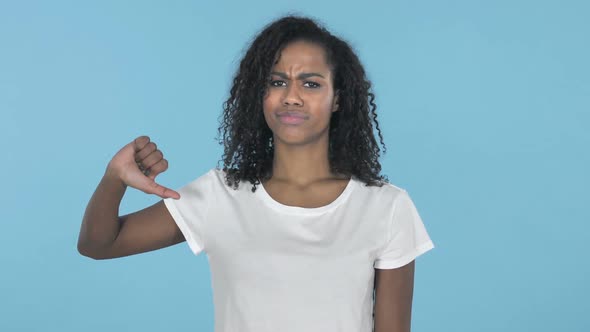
[254,176,357,215]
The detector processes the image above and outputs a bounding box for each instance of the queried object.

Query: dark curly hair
[215,15,389,192]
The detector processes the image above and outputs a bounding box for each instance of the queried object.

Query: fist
[106,135,180,199]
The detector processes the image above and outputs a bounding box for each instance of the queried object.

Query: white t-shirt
[163,168,434,332]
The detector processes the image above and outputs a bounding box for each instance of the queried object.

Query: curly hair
[215,15,389,192]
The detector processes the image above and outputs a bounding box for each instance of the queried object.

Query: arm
[373,260,415,332]
[77,136,185,259]
[77,170,126,256]
[77,169,185,260]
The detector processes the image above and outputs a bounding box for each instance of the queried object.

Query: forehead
[272,41,331,73]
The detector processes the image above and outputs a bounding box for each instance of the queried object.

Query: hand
[105,135,181,199]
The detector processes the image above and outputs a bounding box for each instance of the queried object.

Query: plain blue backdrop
[2,0,588,331]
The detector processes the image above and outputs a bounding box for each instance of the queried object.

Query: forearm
[77,168,127,257]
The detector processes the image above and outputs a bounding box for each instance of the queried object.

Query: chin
[274,135,309,146]
[274,130,327,147]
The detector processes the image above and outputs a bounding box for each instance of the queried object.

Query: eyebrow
[270,71,326,80]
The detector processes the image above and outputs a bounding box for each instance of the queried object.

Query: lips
[277,111,307,125]
[277,111,307,119]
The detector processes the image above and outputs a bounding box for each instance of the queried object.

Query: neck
[269,135,340,186]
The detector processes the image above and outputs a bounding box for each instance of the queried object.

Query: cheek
[316,94,335,114]
[324,97,334,111]
[263,92,279,113]
[262,95,277,125]
[262,97,271,113]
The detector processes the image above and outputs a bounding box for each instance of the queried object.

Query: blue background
[2,0,588,331]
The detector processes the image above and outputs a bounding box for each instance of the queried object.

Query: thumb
[139,176,181,200]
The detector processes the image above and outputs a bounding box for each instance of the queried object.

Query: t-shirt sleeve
[163,169,214,256]
[374,189,435,269]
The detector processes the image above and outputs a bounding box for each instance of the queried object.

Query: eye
[304,81,320,88]
[269,80,286,87]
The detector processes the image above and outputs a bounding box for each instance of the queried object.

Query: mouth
[276,111,307,125]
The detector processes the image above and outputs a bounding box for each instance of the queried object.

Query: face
[262,40,339,147]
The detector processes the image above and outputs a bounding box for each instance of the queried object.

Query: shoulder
[192,167,228,184]
[206,168,255,194]
[353,177,407,202]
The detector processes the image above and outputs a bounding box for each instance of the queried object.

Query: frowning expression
[263,40,339,146]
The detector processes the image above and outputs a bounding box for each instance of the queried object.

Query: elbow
[77,243,96,259]
[77,241,107,260]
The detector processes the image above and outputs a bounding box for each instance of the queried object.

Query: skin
[262,41,338,163]
[261,40,415,332]
[374,261,415,332]
[261,40,349,206]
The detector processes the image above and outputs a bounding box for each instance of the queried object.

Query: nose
[282,84,303,107]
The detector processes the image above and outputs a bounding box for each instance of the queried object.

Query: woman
[78,15,434,332]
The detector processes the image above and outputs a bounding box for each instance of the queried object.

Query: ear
[332,91,340,113]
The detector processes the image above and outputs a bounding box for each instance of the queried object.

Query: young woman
[78,15,434,332]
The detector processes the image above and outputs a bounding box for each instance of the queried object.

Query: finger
[133,136,150,153]
[135,142,157,163]
[147,159,169,181]
[139,149,163,170]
